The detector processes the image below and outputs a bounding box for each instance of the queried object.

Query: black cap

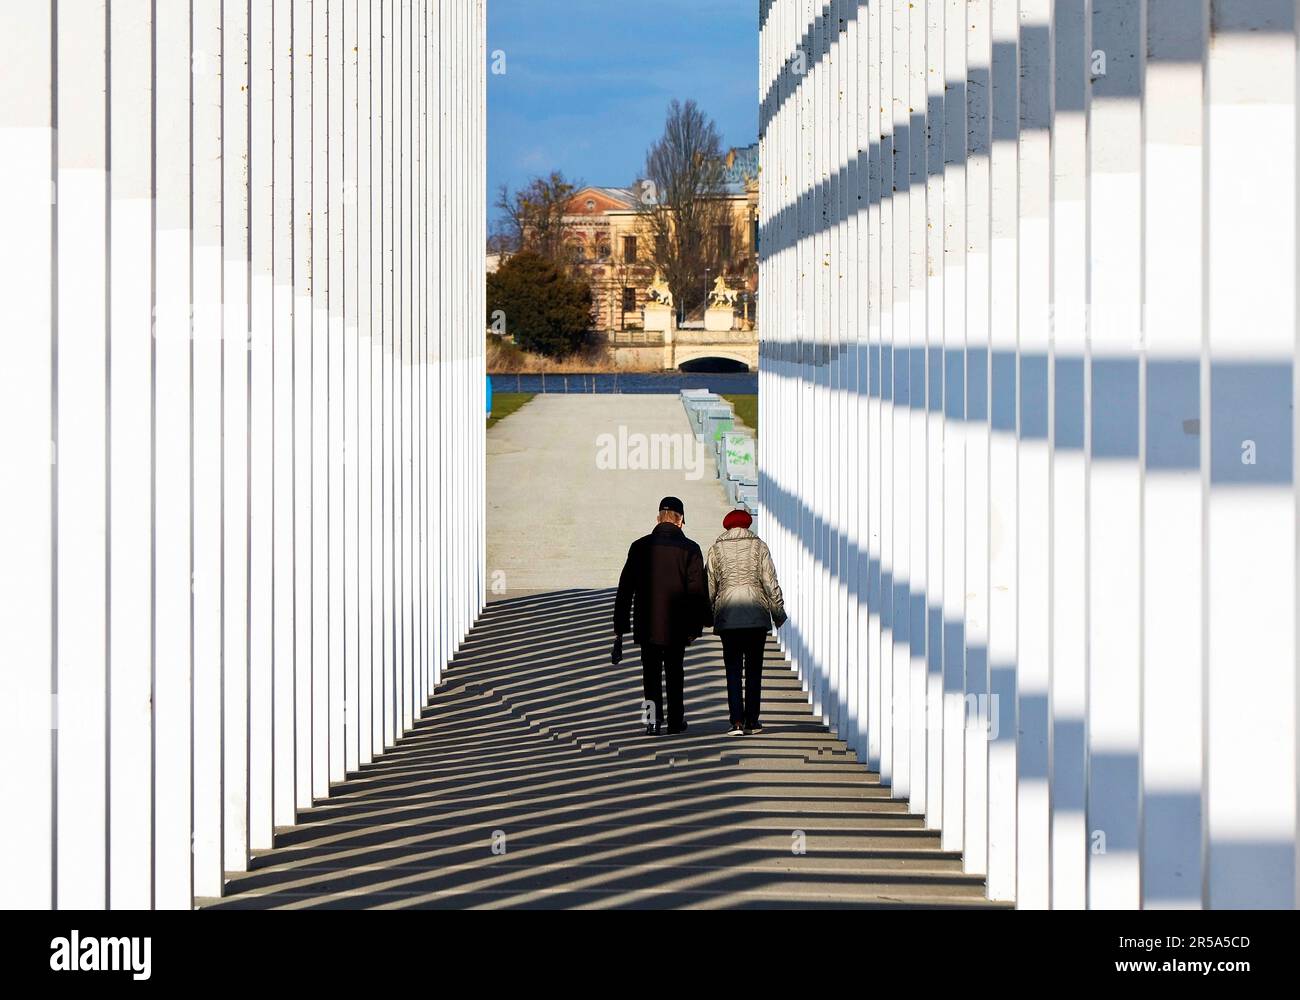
[658,496,685,516]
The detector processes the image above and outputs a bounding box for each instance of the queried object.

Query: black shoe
[666,721,688,735]
[726,723,745,736]
[744,724,763,735]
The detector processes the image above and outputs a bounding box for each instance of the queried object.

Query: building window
[655,234,668,260]
[716,224,732,260]
[585,198,595,211]
[623,235,637,263]
[622,287,637,313]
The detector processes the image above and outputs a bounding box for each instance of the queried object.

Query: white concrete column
[221,0,251,877]
[271,0,298,827]
[107,0,155,909]
[1049,0,1089,911]
[0,0,55,911]
[249,0,276,856]
[327,0,347,787]
[924,0,947,831]
[434,0,447,690]
[815,0,831,730]
[843,0,862,756]
[292,0,316,810]
[829,0,846,741]
[1142,0,1206,909]
[1204,0,1297,909]
[191,0,224,902]
[343,0,361,777]
[906,0,928,817]
[796,0,812,712]
[356,0,376,766]
[398,0,413,736]
[963,0,992,879]
[985,0,1019,904]
[940,0,968,854]
[865,0,884,771]
[889,0,912,801]
[1087,0,1144,910]
[153,0,195,910]
[55,0,110,911]
[1016,0,1053,910]
[380,0,397,751]
[310,0,331,802]
[794,0,810,717]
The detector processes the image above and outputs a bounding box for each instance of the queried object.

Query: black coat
[614,522,713,647]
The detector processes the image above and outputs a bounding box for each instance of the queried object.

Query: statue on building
[708,274,738,309]
[646,271,674,308]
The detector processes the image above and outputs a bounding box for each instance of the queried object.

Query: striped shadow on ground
[203,590,1004,910]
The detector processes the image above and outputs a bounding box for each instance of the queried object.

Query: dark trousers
[720,628,768,728]
[641,643,686,730]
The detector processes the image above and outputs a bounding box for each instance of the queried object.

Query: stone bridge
[602,328,759,371]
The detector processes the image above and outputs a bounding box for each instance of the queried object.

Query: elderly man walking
[613,496,712,736]
[705,508,787,736]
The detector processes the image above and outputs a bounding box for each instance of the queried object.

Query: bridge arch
[670,345,758,372]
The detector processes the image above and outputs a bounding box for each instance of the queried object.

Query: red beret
[723,509,753,531]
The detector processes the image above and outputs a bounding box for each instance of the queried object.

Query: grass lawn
[487,391,536,429]
[722,393,757,435]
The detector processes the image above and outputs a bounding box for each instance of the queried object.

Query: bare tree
[636,100,733,319]
[486,221,517,258]
[494,171,582,266]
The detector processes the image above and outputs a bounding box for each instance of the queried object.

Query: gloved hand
[611,634,623,665]
[772,610,788,630]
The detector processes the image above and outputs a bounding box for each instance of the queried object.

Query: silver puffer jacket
[705,527,787,631]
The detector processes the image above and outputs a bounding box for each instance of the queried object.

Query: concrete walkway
[486,394,735,592]
[205,590,1002,909]
[200,394,999,909]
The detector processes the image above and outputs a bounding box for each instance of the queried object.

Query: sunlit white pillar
[889,0,912,801]
[248,0,276,856]
[0,0,55,911]
[865,0,885,772]
[191,0,224,901]
[906,0,928,817]
[1016,0,1052,909]
[1050,0,1089,911]
[1204,0,1297,909]
[221,0,251,877]
[292,0,316,812]
[107,0,155,909]
[271,0,298,830]
[1087,0,1143,910]
[1142,0,1206,909]
[940,0,968,854]
[963,0,992,879]
[923,0,946,829]
[153,0,194,910]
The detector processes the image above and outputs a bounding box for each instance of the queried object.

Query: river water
[488,371,758,395]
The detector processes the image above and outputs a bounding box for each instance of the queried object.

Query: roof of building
[571,144,758,213]
[722,143,760,194]
[568,186,640,213]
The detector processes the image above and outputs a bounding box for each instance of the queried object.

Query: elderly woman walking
[705,508,787,736]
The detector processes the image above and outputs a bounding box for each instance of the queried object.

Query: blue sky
[486,0,758,220]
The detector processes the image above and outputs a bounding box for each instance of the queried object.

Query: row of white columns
[0,0,487,910]
[758,0,1298,907]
